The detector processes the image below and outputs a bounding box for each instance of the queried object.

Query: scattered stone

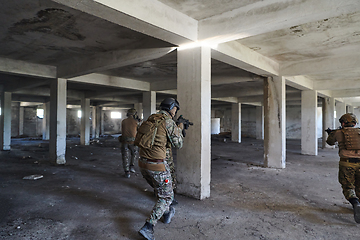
[23,175,43,180]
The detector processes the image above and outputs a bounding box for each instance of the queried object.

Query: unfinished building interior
[1,0,360,239]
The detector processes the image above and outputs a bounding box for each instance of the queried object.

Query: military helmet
[160,98,180,112]
[339,113,358,124]
[127,108,137,116]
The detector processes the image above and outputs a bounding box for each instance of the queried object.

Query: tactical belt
[138,159,166,171]
[145,159,164,162]
[341,158,360,163]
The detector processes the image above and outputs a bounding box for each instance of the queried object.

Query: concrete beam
[317,90,333,98]
[151,76,260,91]
[212,88,263,98]
[314,80,360,91]
[198,0,360,43]
[58,47,176,78]
[11,95,49,103]
[151,80,177,91]
[281,55,360,76]
[69,74,150,91]
[212,42,279,76]
[212,97,238,103]
[0,58,56,78]
[285,76,314,91]
[332,89,360,98]
[14,87,84,100]
[52,0,197,45]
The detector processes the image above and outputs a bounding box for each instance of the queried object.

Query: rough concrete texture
[1,136,360,239]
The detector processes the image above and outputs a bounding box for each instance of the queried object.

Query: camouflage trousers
[121,143,138,172]
[166,148,177,190]
[139,158,174,226]
[338,161,360,200]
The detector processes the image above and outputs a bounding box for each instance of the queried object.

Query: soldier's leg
[354,163,360,199]
[339,161,357,200]
[129,144,138,173]
[147,171,173,225]
[339,161,360,223]
[121,143,131,177]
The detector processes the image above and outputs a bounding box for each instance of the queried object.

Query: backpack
[134,114,166,149]
[342,128,360,150]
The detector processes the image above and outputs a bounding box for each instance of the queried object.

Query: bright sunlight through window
[111,112,121,119]
[37,109,44,119]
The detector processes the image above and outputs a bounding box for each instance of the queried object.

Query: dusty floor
[0,136,359,240]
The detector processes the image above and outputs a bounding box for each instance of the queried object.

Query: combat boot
[163,206,175,224]
[124,171,130,178]
[349,198,360,223]
[130,165,136,173]
[170,198,178,206]
[354,203,360,223]
[139,222,155,240]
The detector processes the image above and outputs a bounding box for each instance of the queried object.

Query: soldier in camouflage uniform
[326,113,360,223]
[137,98,184,240]
[120,108,139,178]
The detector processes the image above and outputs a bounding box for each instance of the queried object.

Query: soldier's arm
[165,119,184,149]
[326,131,337,145]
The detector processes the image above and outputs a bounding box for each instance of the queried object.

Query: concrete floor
[0,136,359,240]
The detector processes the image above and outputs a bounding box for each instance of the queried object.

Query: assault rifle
[134,115,142,123]
[325,127,341,134]
[176,115,193,137]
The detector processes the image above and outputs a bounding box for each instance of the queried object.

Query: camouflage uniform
[139,110,183,225]
[166,148,177,190]
[327,127,360,200]
[121,116,139,173]
[121,143,138,172]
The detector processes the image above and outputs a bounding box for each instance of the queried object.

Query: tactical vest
[341,128,360,150]
[134,114,167,149]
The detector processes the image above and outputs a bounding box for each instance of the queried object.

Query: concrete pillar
[347,105,354,114]
[49,79,67,164]
[0,92,12,150]
[95,106,101,138]
[80,97,90,145]
[177,46,211,199]
[101,110,105,136]
[134,103,143,120]
[255,106,264,140]
[354,108,360,128]
[335,101,346,128]
[19,106,24,136]
[322,97,335,149]
[301,90,318,155]
[42,102,50,140]
[143,91,156,120]
[264,76,286,168]
[231,103,241,143]
[91,106,96,139]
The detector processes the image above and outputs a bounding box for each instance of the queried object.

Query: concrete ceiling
[1,0,360,110]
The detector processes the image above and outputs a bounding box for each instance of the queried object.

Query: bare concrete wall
[217,105,305,140]
[23,107,39,137]
[67,109,81,136]
[242,106,256,138]
[286,106,301,139]
[103,110,127,135]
